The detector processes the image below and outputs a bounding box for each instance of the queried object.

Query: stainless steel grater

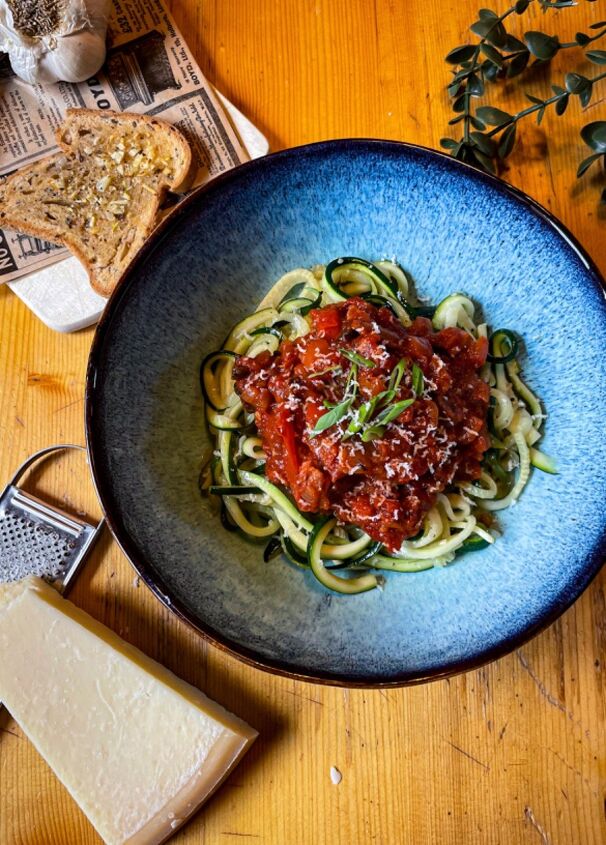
[0,444,104,591]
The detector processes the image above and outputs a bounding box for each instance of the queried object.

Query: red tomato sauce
[233,297,490,552]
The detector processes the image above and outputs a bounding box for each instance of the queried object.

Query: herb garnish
[412,363,425,396]
[441,1,606,204]
[339,348,375,368]
[374,398,416,426]
[311,364,359,436]
[310,357,421,440]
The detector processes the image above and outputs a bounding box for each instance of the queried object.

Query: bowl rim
[85,137,606,688]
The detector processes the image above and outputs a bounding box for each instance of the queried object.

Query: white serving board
[7,93,269,333]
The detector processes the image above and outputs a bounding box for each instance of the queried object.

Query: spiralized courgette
[200,258,553,595]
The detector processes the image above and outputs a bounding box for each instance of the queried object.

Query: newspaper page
[0,0,248,284]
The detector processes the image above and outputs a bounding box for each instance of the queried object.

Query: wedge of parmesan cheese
[0,577,257,845]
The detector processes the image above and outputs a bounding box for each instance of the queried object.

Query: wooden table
[1,2,605,843]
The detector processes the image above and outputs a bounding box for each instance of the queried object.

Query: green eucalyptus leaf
[536,106,546,126]
[470,147,497,173]
[555,93,569,115]
[525,93,545,105]
[524,31,560,60]
[447,82,464,98]
[470,18,494,38]
[476,106,513,126]
[445,44,477,64]
[440,138,459,150]
[470,131,497,156]
[507,50,530,77]
[565,72,590,94]
[600,187,606,205]
[452,93,467,113]
[551,84,566,95]
[576,152,603,177]
[469,116,487,131]
[454,143,475,164]
[449,114,465,125]
[497,123,517,159]
[453,68,473,82]
[515,0,530,12]
[481,43,504,67]
[503,34,527,52]
[479,8,499,20]
[483,61,500,82]
[575,32,591,46]
[579,84,593,108]
[467,73,485,96]
[589,21,606,30]
[586,50,606,65]
[581,121,606,153]
[471,18,507,47]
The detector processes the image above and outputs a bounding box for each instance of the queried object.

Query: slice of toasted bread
[0,109,192,297]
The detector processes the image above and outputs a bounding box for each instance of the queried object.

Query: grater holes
[0,510,75,582]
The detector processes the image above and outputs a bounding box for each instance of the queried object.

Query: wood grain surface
[1,1,605,843]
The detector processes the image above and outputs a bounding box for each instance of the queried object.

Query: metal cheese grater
[0,444,104,591]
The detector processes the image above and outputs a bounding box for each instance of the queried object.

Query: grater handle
[7,444,86,489]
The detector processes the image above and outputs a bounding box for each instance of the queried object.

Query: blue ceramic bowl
[86,140,606,686]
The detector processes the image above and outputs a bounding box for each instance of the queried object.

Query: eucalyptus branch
[442,0,606,205]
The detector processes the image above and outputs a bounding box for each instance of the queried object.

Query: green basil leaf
[311,398,352,436]
[374,398,416,427]
[361,426,386,443]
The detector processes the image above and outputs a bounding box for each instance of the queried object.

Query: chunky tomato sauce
[234,298,490,552]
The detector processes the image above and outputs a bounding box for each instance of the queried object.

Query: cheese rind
[0,577,257,845]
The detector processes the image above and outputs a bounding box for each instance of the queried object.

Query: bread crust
[0,109,193,297]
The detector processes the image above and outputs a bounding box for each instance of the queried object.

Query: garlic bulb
[0,0,110,84]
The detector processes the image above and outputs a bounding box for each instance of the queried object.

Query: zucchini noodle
[200,257,553,595]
